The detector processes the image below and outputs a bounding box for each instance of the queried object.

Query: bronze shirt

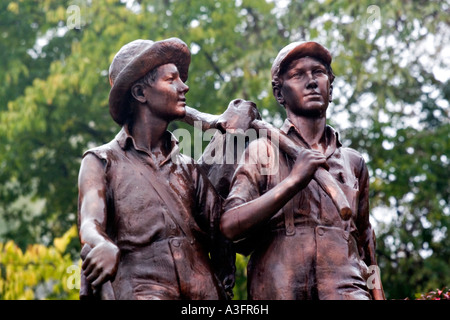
[79,126,228,299]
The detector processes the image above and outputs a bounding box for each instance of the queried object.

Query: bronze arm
[251,119,352,220]
[182,105,352,220]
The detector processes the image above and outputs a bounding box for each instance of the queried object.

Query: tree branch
[203,49,225,82]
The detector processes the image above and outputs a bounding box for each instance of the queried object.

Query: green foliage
[0,225,80,300]
[233,254,249,300]
[0,0,449,299]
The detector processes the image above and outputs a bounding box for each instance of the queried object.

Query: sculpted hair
[133,67,159,89]
[125,67,160,123]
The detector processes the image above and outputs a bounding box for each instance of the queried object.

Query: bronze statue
[77,38,236,300]
[220,41,386,300]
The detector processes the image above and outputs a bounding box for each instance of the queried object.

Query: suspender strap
[117,147,196,244]
[281,152,296,236]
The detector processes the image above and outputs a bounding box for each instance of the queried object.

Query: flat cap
[271,41,332,82]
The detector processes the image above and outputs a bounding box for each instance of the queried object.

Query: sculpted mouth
[305,92,322,99]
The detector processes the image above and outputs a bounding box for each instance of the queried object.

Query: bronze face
[278,57,332,118]
[137,63,189,122]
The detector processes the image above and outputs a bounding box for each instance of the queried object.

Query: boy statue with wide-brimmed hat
[77,38,237,300]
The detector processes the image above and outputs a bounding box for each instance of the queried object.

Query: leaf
[53,225,78,253]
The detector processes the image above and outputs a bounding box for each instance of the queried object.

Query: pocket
[168,238,224,300]
[316,226,349,267]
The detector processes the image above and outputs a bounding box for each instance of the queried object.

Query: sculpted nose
[179,81,189,94]
[306,75,318,89]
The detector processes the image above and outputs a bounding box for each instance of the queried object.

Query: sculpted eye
[291,71,304,79]
[314,68,326,75]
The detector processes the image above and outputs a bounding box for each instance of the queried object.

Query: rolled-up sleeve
[223,138,276,212]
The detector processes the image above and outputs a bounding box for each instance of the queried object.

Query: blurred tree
[232,254,249,300]
[0,225,79,300]
[0,0,448,299]
[0,0,85,249]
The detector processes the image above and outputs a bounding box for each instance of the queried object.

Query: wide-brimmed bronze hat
[271,41,333,84]
[108,37,191,125]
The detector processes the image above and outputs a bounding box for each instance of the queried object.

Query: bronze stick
[251,119,352,220]
[181,106,352,220]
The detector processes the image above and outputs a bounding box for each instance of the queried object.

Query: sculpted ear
[273,87,285,106]
[328,84,333,103]
[131,83,147,104]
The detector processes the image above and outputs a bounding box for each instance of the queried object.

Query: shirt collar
[280,118,342,157]
[115,124,180,166]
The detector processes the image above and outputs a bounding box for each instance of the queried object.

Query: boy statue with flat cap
[77,38,236,300]
[221,41,385,300]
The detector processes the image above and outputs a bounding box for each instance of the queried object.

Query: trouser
[247,225,371,300]
[110,237,225,300]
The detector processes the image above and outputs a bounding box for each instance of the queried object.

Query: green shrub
[0,225,80,300]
